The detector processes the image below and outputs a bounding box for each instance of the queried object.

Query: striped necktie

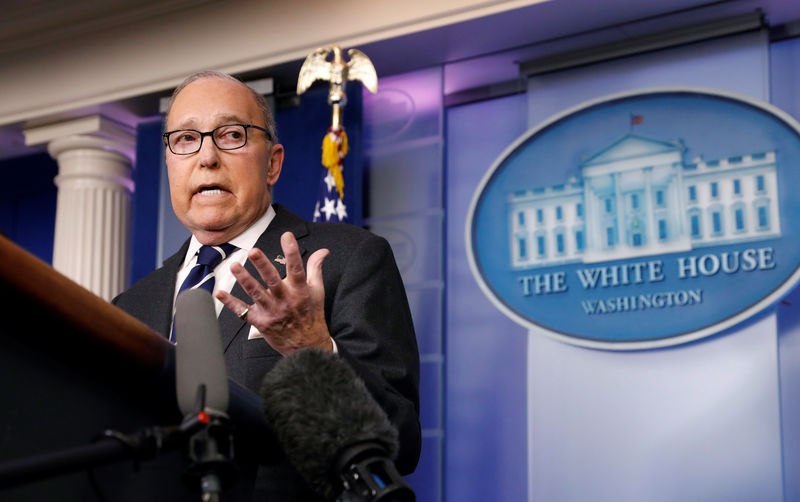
[171,243,237,343]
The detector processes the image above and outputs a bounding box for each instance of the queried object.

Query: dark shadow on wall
[0,152,57,264]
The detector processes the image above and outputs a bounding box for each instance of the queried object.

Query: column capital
[23,114,136,161]
[27,114,137,300]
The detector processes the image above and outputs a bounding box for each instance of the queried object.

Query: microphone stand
[0,384,237,502]
[181,384,237,502]
[0,424,181,490]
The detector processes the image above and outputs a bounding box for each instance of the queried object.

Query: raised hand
[216,232,332,354]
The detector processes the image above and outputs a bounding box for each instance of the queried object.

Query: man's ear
[267,143,284,185]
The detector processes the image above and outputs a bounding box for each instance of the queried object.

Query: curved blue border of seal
[466,87,800,350]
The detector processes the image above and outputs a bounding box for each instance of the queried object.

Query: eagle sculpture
[296,45,378,107]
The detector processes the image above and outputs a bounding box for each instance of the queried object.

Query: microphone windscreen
[174,289,229,416]
[260,348,398,499]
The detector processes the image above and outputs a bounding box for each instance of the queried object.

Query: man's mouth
[195,185,228,196]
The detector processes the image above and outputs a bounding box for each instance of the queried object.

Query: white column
[613,172,626,247]
[583,177,599,253]
[25,116,135,301]
[643,167,655,245]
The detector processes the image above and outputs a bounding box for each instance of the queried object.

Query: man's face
[165,77,283,245]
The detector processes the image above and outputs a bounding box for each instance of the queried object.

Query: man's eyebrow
[171,114,249,130]
[215,114,248,125]
[171,117,199,130]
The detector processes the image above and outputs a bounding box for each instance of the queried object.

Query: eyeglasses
[162,123,272,155]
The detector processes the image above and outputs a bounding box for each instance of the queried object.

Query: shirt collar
[182,204,276,269]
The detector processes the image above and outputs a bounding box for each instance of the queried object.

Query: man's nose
[197,135,220,167]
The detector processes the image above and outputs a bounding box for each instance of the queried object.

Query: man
[113,71,420,499]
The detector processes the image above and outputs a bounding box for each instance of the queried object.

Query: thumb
[306,248,330,305]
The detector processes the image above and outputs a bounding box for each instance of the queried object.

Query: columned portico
[24,116,135,300]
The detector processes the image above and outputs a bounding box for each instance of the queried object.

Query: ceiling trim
[520,12,765,76]
[0,0,548,127]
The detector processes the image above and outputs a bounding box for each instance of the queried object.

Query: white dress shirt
[171,205,275,339]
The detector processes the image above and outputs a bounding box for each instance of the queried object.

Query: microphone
[260,348,415,502]
[174,288,229,416]
[173,289,236,502]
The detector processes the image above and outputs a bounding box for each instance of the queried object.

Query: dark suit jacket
[113,204,421,500]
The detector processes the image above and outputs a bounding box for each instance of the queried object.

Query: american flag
[312,167,348,222]
[313,128,348,223]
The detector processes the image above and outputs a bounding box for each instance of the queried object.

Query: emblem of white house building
[467,88,800,349]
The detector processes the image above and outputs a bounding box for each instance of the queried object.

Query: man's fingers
[246,248,286,299]
[281,232,307,287]
[215,290,251,319]
[231,259,276,304]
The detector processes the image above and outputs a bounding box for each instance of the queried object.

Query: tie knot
[196,243,237,268]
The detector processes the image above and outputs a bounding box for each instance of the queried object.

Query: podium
[0,235,275,501]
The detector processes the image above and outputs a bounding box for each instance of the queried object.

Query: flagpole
[331,103,341,131]
[296,45,378,222]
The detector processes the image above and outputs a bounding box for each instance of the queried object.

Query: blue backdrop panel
[156,145,188,265]
[526,30,770,127]
[521,30,783,501]
[130,118,164,283]
[770,35,800,502]
[445,93,529,501]
[362,66,445,502]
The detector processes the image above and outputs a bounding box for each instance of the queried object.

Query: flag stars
[335,199,348,221]
[323,172,337,193]
[321,197,337,221]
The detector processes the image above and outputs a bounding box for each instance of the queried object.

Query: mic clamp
[335,441,414,502]
[181,385,238,502]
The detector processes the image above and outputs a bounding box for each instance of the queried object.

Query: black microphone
[260,348,415,502]
[174,289,236,502]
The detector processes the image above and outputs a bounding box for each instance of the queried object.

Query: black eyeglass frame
[162,123,273,155]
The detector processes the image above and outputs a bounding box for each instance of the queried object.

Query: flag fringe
[322,128,348,199]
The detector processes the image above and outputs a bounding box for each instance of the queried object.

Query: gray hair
[165,70,278,144]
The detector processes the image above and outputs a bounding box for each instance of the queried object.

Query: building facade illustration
[508,134,780,268]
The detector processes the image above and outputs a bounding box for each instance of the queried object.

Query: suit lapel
[220,204,310,352]
[152,240,191,338]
